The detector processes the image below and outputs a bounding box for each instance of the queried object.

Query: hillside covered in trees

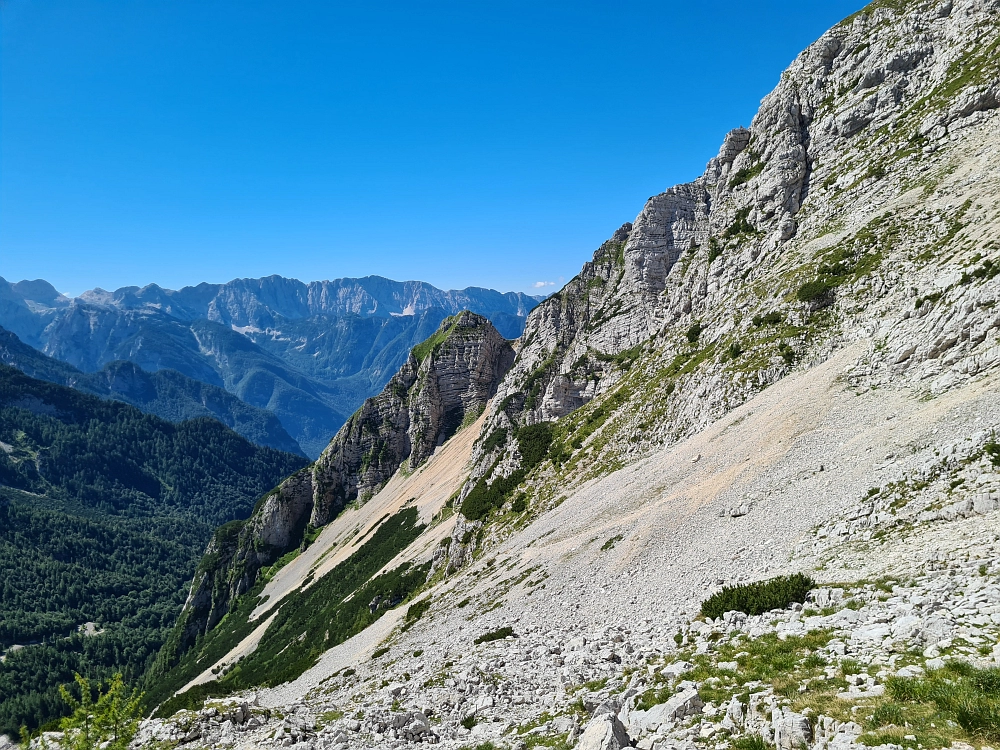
[0,364,307,736]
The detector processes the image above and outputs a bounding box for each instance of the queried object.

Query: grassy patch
[412,316,460,363]
[870,663,1000,745]
[732,736,768,750]
[601,534,624,551]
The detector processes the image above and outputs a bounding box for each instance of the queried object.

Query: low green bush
[753,311,783,327]
[700,573,815,619]
[461,424,554,521]
[405,598,431,624]
[984,439,1000,467]
[796,279,832,303]
[474,626,515,645]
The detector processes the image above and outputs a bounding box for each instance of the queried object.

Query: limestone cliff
[174,312,514,651]
[442,0,1000,568]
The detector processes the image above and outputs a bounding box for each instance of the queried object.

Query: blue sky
[1,1,865,297]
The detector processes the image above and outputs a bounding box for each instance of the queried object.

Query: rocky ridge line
[169,312,514,663]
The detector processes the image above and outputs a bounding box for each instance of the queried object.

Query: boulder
[772,709,812,750]
[576,714,631,750]
[660,660,694,678]
[627,689,704,733]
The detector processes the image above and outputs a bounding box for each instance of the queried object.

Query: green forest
[0,364,307,736]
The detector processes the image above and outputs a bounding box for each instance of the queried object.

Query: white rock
[576,714,631,750]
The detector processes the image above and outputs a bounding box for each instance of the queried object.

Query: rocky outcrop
[175,312,514,649]
[453,0,1000,539]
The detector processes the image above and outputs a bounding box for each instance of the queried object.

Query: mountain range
[0,275,542,457]
[132,0,1000,747]
[7,1,1000,749]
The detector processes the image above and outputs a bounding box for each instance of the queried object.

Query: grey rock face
[456,0,1000,538]
[176,312,514,650]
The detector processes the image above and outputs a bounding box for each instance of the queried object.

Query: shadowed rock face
[177,312,515,646]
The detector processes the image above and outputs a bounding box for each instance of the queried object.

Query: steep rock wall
[175,312,514,650]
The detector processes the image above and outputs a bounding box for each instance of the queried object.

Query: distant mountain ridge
[0,325,305,455]
[76,275,540,329]
[0,275,542,457]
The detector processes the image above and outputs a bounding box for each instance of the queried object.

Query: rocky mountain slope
[0,276,540,457]
[142,312,515,709]
[19,1,1000,748]
[0,325,304,455]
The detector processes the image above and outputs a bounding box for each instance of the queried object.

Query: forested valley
[0,364,308,736]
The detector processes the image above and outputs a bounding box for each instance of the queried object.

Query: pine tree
[56,674,142,750]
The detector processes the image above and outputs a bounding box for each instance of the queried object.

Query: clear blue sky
[1,0,865,297]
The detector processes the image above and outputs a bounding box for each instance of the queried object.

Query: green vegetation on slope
[150,506,428,715]
[411,315,460,363]
[862,662,1000,746]
[461,423,554,521]
[700,574,815,619]
[0,364,306,736]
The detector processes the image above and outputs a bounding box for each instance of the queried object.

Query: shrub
[724,207,757,238]
[778,342,796,365]
[405,598,431,624]
[729,161,765,189]
[474,626,514,645]
[460,424,554,521]
[686,323,704,343]
[796,279,832,303]
[517,423,554,467]
[708,240,723,264]
[480,428,507,455]
[460,715,477,730]
[753,311,783,327]
[985,439,1000,467]
[371,647,390,660]
[700,573,815,619]
[601,534,624,551]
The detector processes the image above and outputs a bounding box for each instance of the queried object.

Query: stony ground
[89,4,1000,748]
[129,348,1000,750]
